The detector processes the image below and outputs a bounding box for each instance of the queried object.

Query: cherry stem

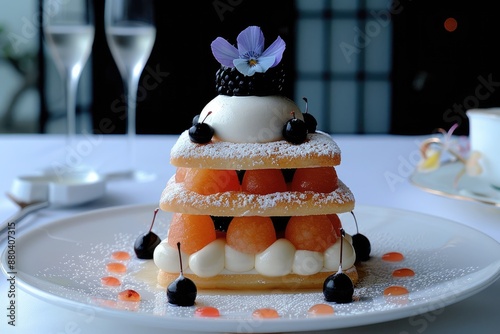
[200,111,212,124]
[149,208,159,232]
[350,211,359,234]
[338,228,345,273]
[176,242,184,276]
[302,97,309,114]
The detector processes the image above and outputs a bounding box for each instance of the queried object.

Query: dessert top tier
[189,26,317,145]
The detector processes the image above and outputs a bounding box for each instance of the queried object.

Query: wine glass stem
[124,73,140,169]
[65,70,79,147]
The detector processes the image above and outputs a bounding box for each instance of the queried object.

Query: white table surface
[1,133,499,334]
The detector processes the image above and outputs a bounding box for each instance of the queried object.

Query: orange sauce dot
[252,308,280,319]
[382,252,404,262]
[194,306,220,317]
[392,268,415,277]
[100,276,121,287]
[117,289,141,302]
[111,251,131,261]
[383,285,409,296]
[307,303,334,316]
[106,262,127,273]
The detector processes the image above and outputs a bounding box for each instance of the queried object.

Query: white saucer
[410,161,500,207]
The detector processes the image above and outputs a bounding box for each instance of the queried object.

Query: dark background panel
[90,0,297,134]
[390,0,500,135]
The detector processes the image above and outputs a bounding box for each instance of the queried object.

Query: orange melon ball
[167,213,216,254]
[290,167,338,193]
[285,215,337,252]
[226,216,276,254]
[241,169,287,194]
[183,168,240,195]
[327,214,342,237]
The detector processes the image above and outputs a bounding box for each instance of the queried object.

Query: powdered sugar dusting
[170,131,342,169]
[160,178,355,216]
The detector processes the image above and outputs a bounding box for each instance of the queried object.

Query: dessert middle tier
[170,131,341,170]
[160,176,354,216]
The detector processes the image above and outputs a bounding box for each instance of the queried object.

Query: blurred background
[1,0,500,136]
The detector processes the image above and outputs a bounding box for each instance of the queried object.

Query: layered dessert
[153,26,356,290]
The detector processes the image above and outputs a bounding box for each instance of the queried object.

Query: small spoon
[0,194,50,237]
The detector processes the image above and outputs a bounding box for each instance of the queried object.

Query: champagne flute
[105,0,156,180]
[43,0,94,152]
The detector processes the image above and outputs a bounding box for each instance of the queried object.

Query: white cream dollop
[292,250,324,275]
[153,237,357,278]
[153,240,189,272]
[199,95,304,143]
[188,238,225,277]
[225,244,255,272]
[324,238,356,270]
[255,239,295,276]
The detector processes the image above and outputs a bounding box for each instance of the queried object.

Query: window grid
[295,0,392,134]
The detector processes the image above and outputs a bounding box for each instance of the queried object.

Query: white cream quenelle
[199,95,304,143]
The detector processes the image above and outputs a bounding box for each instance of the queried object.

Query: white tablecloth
[1,134,499,334]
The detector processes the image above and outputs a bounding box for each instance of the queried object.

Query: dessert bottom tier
[153,213,358,290]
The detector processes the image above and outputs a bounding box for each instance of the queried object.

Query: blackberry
[215,64,286,96]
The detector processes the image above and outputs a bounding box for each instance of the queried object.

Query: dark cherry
[323,272,354,303]
[192,114,200,125]
[302,97,317,133]
[167,242,197,306]
[134,208,161,259]
[189,111,214,144]
[323,228,354,303]
[282,111,308,144]
[350,211,371,262]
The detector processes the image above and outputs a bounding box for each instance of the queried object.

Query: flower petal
[261,36,286,67]
[233,59,256,76]
[211,37,239,67]
[418,149,442,172]
[233,56,277,76]
[236,26,265,58]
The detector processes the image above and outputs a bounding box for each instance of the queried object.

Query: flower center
[248,58,258,67]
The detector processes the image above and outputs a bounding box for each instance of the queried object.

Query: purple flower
[211,26,286,76]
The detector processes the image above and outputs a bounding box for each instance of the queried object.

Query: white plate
[2,204,500,333]
[410,161,500,207]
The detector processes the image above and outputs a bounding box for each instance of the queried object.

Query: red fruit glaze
[111,251,130,261]
[252,308,280,319]
[307,303,334,316]
[117,289,141,302]
[382,252,404,262]
[106,262,127,273]
[194,306,220,317]
[100,276,121,287]
[383,285,409,296]
[392,268,415,277]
